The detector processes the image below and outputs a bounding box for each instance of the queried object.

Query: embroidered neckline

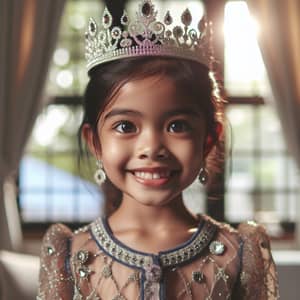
[91,217,216,269]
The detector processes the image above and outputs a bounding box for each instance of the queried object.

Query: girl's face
[96,75,207,207]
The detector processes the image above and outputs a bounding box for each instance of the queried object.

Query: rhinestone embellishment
[46,246,54,255]
[209,241,225,255]
[102,264,112,278]
[78,266,91,279]
[141,2,152,16]
[92,218,216,269]
[164,11,173,25]
[77,250,89,263]
[85,0,213,73]
[192,271,205,283]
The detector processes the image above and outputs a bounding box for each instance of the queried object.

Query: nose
[136,129,169,161]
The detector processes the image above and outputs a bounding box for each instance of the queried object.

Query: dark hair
[78,56,221,214]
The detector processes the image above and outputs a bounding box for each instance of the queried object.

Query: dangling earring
[198,167,209,184]
[94,160,106,185]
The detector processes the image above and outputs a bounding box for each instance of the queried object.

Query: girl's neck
[108,194,198,234]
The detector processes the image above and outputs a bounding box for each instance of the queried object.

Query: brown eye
[114,121,137,133]
[168,120,191,133]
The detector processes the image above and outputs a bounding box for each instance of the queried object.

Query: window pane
[226,104,300,224]
[226,105,255,152]
[227,156,256,191]
[259,105,285,151]
[225,191,254,221]
[258,155,287,190]
[20,104,104,223]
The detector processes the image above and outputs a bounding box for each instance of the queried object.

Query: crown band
[85,0,213,72]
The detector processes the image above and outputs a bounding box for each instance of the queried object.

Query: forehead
[104,75,200,113]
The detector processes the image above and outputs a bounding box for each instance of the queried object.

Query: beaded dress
[37,215,279,300]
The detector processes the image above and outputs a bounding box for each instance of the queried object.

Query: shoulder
[202,217,279,299]
[38,224,74,299]
[41,223,73,254]
[234,221,279,299]
[237,221,273,272]
[201,214,241,250]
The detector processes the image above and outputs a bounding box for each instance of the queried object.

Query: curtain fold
[0,0,66,250]
[246,0,300,247]
[246,0,300,169]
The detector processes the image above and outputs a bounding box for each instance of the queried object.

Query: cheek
[100,138,130,171]
[170,139,203,170]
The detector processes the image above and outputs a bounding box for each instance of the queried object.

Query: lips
[130,168,174,187]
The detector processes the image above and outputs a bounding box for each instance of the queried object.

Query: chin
[132,191,181,207]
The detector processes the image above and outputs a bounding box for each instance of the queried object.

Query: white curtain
[246,0,300,246]
[0,0,66,250]
[246,0,300,169]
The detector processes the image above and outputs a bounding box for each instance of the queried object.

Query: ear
[81,123,101,159]
[204,122,223,157]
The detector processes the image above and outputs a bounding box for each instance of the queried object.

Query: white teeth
[134,171,170,179]
[153,173,160,179]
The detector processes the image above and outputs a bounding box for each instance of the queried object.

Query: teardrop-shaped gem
[141,1,151,16]
[102,7,112,28]
[164,11,173,25]
[198,168,208,184]
[103,14,109,24]
[181,8,192,26]
[121,10,129,25]
[198,16,207,33]
[88,18,97,36]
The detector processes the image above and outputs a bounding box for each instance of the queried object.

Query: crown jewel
[85,0,213,72]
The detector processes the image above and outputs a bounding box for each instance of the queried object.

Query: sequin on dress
[37,216,279,300]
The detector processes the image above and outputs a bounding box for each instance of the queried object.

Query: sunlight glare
[224,1,267,95]
[54,48,70,66]
[56,70,73,88]
[33,107,69,146]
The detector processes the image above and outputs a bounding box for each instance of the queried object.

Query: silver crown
[85,0,213,72]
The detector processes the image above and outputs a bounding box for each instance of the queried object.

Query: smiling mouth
[133,170,171,180]
[130,169,174,187]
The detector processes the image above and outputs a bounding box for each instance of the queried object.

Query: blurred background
[0,0,299,299]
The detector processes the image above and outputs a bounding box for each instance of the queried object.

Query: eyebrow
[103,108,202,120]
[103,109,142,120]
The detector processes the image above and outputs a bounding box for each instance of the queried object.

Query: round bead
[77,250,89,263]
[209,241,225,255]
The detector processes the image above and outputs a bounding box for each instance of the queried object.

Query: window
[19,0,300,241]
[19,0,104,224]
[224,1,299,238]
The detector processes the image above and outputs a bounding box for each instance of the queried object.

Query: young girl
[37,1,279,299]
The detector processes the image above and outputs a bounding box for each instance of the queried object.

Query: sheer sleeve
[37,224,74,300]
[232,222,279,300]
